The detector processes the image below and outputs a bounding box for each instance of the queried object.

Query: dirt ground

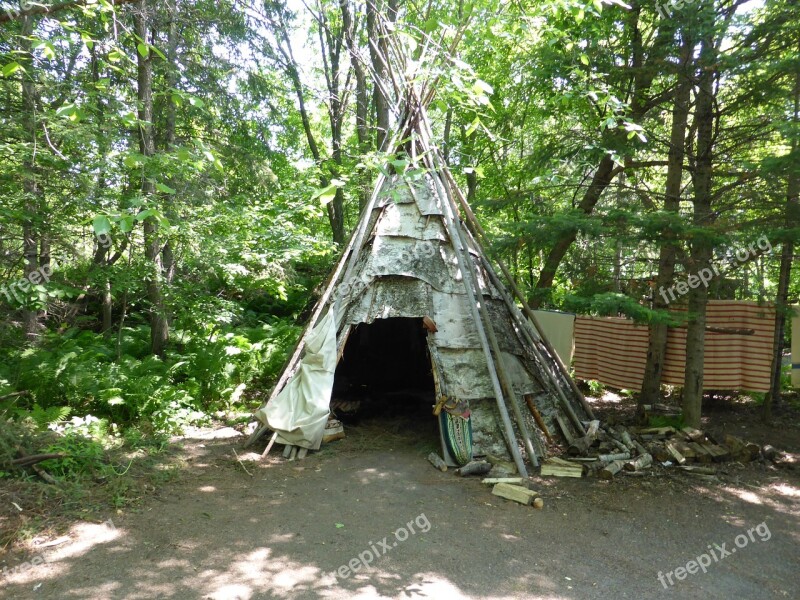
[1,399,799,600]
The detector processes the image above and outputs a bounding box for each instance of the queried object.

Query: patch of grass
[648,414,685,429]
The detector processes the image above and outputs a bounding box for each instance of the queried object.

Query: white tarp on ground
[254,309,337,450]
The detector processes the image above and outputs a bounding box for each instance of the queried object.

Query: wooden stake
[261,431,278,458]
[524,395,555,444]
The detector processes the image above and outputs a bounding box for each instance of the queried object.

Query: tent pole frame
[418,141,529,477]
[439,162,596,422]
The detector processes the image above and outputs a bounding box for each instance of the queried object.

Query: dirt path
[1,415,799,600]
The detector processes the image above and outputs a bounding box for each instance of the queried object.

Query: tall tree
[135,0,168,356]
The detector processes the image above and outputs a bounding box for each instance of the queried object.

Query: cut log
[762,445,780,462]
[456,460,492,476]
[427,452,448,472]
[624,453,652,471]
[688,442,712,464]
[540,457,584,478]
[282,444,293,459]
[665,442,686,465]
[632,439,649,457]
[598,460,625,480]
[491,482,540,506]
[675,441,696,459]
[583,461,606,477]
[620,430,636,451]
[678,465,716,475]
[296,447,308,460]
[700,443,729,462]
[322,420,345,443]
[482,477,524,485]
[634,426,677,437]
[567,420,600,456]
[647,443,670,463]
[486,454,518,475]
[533,497,544,509]
[723,435,759,462]
[598,452,630,463]
[681,427,705,443]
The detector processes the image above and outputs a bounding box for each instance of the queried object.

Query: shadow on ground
[1,413,799,600]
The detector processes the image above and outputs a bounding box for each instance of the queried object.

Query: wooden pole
[442,168,596,421]
[478,252,585,433]
[422,165,528,477]
[428,155,540,469]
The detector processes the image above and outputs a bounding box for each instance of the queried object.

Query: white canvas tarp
[255,309,337,449]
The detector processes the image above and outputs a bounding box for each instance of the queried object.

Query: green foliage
[648,414,686,430]
[1,320,299,435]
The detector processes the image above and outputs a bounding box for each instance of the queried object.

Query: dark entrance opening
[331,317,436,427]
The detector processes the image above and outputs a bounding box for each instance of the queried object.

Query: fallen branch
[232,448,253,477]
[11,453,64,467]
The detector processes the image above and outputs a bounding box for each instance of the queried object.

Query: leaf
[465,116,481,137]
[2,62,22,77]
[318,188,337,205]
[92,215,112,236]
[34,40,56,60]
[137,43,149,59]
[155,182,176,195]
[136,209,156,221]
[107,50,122,63]
[580,54,590,66]
[118,215,135,233]
[335,523,344,528]
[472,79,494,95]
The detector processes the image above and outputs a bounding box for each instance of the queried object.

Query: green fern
[17,404,72,430]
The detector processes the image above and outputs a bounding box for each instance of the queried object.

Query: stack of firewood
[540,420,774,480]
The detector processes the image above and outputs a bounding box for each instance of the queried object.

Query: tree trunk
[682,35,717,429]
[529,10,676,309]
[161,0,179,310]
[340,1,371,211]
[640,32,693,408]
[529,154,617,308]
[20,14,41,342]
[367,0,397,150]
[764,66,800,422]
[135,0,168,356]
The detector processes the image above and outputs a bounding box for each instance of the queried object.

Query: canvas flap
[255,309,337,450]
